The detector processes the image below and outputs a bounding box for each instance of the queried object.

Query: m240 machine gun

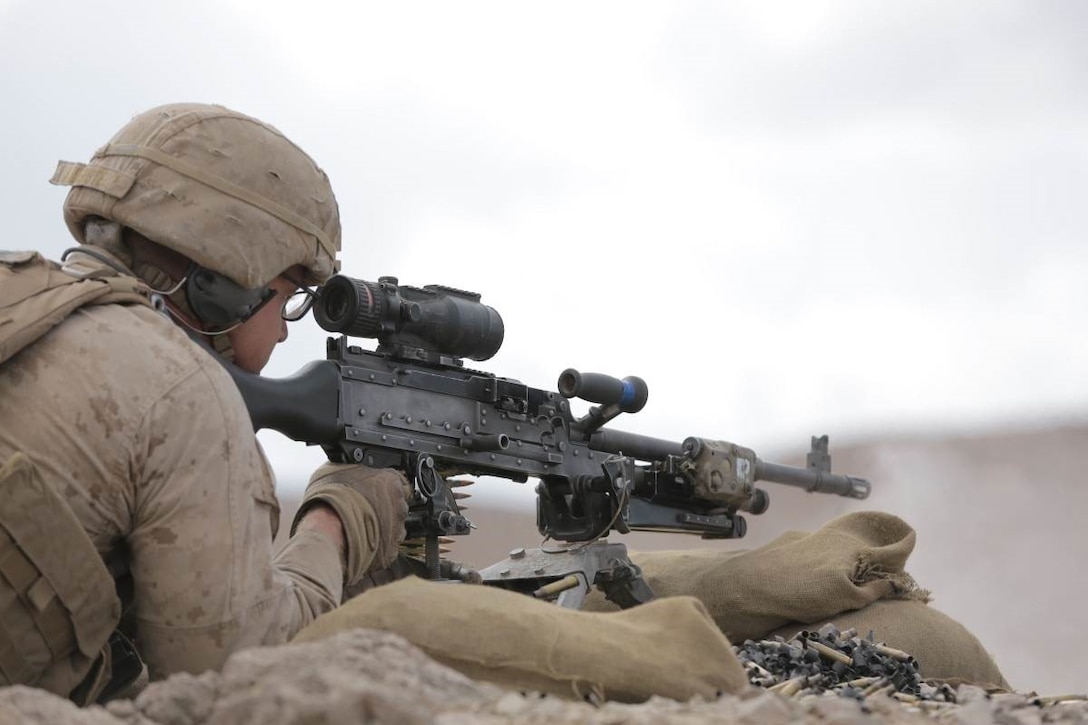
[225,274,871,608]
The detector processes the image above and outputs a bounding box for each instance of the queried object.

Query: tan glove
[291,463,411,587]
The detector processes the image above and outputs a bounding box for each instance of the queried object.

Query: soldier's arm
[126,359,344,679]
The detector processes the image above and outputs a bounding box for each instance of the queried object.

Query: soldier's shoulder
[47,303,235,400]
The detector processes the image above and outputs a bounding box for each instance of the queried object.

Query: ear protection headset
[185,264,276,329]
[61,246,276,331]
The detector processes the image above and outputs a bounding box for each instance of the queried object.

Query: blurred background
[3,0,1085,694]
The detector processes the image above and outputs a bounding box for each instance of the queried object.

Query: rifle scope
[313,274,505,361]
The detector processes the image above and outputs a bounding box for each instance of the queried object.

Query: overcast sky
[3,1,1086,503]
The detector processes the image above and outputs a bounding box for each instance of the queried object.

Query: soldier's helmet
[54,103,341,289]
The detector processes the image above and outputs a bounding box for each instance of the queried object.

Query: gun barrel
[589,431,871,500]
[754,460,871,499]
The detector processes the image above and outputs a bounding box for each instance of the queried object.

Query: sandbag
[584,511,924,643]
[767,599,1010,689]
[293,576,748,703]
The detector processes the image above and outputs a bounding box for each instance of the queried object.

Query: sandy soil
[2,630,1085,724]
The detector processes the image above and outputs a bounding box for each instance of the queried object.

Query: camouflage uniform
[0,104,407,697]
[0,300,343,679]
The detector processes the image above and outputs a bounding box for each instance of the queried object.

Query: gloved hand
[290,463,411,587]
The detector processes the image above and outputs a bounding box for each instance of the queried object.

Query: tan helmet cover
[52,103,341,287]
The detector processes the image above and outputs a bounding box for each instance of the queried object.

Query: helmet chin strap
[211,327,238,362]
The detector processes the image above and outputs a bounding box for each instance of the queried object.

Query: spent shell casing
[845,676,881,688]
[807,640,852,666]
[873,643,911,662]
[866,683,896,699]
[860,678,889,698]
[532,574,581,598]
[770,677,806,697]
[838,628,858,641]
[743,661,775,679]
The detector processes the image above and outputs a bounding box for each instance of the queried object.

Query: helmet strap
[131,257,200,323]
[212,330,236,363]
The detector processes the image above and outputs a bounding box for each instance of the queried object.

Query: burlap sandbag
[584,511,922,642]
[767,599,1010,689]
[293,576,748,703]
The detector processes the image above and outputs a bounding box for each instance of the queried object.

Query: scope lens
[314,275,385,337]
[321,283,350,326]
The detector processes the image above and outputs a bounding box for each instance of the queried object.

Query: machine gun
[225,274,871,608]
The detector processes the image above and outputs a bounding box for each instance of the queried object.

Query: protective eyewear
[280,273,319,322]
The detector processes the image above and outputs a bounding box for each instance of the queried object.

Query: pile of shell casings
[734,624,957,707]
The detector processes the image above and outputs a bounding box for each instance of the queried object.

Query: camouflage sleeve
[126,359,344,679]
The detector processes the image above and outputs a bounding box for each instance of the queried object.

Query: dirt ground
[2,630,1086,725]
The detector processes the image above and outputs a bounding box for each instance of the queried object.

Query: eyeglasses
[280,273,319,322]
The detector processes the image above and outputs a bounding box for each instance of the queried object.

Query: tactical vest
[0,250,153,703]
[0,250,153,363]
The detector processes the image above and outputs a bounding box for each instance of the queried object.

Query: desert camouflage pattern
[0,301,344,681]
[52,103,341,288]
[0,452,120,699]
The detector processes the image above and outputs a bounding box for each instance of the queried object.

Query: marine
[0,103,408,702]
